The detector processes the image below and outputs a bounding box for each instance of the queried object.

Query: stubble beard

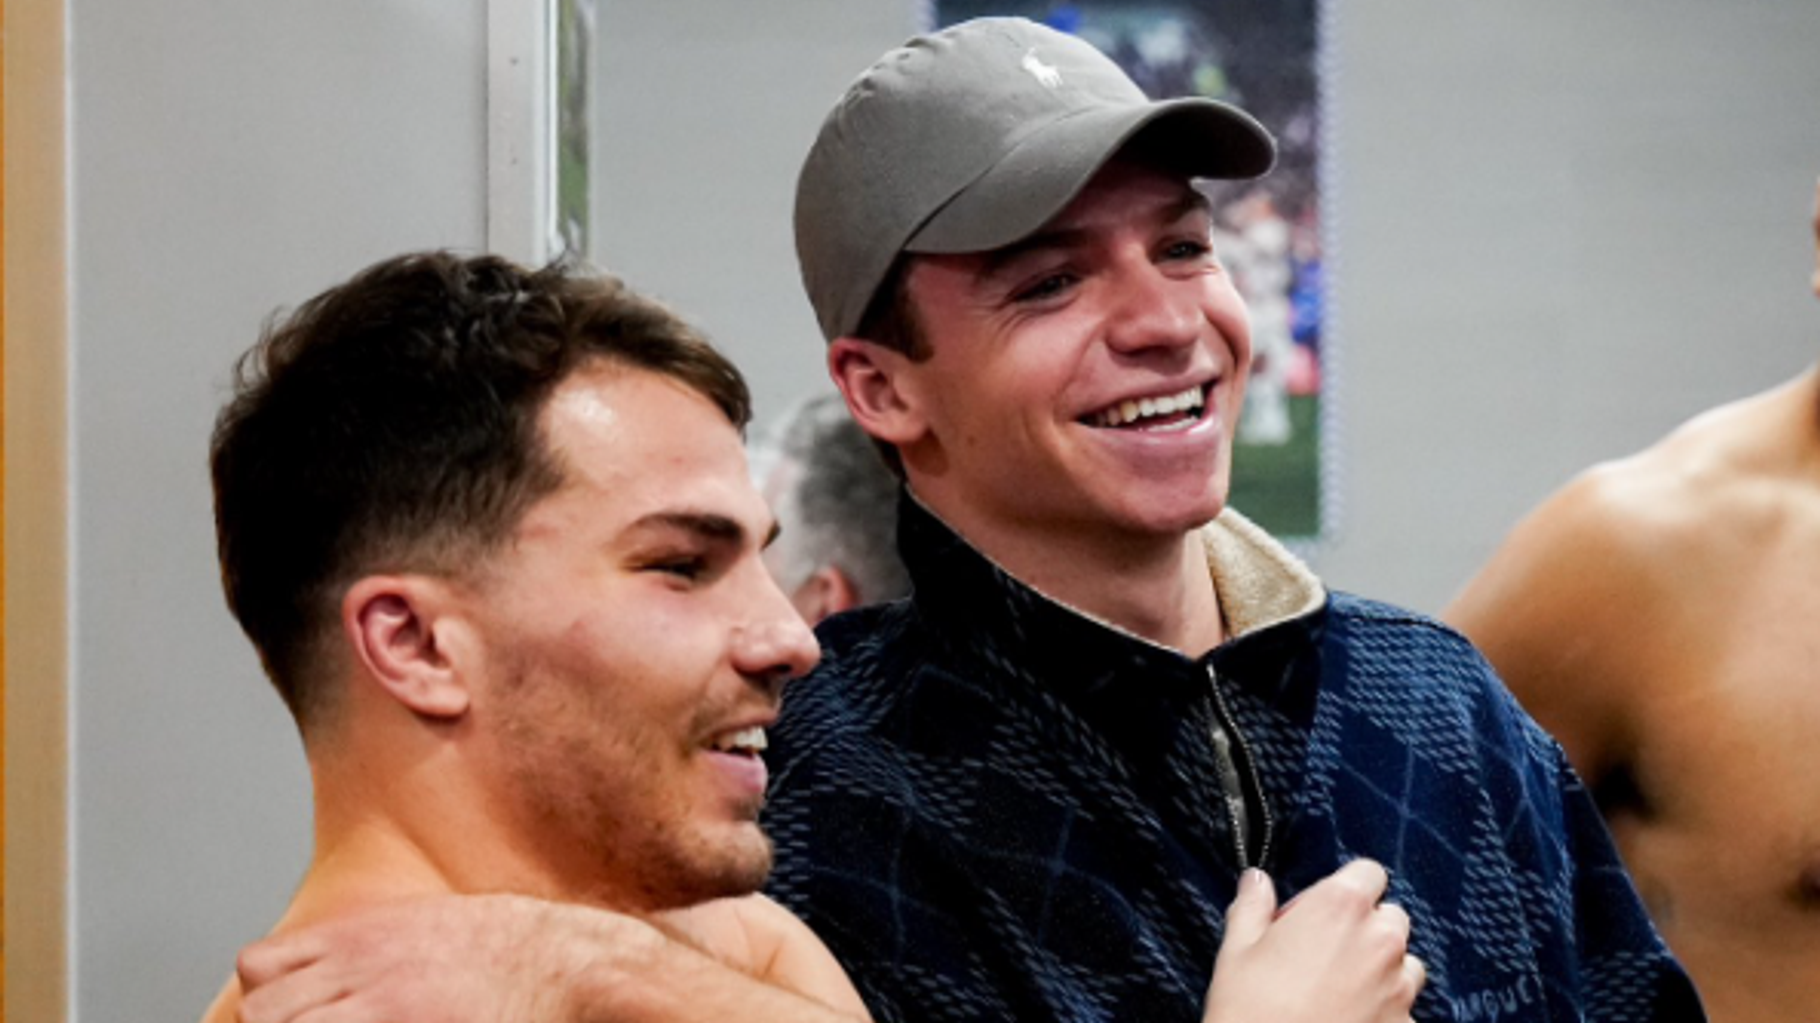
[506,730,779,912]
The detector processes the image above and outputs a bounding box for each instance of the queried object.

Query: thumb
[1220,868,1278,953]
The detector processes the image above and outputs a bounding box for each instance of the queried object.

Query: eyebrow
[976,187,1213,282]
[625,510,782,549]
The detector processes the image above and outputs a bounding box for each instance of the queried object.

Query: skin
[206,362,866,1022]
[1443,179,1820,1023]
[832,159,1248,654]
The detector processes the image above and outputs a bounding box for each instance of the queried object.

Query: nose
[1101,258,1203,357]
[734,582,823,696]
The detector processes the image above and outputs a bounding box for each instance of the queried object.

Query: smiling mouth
[1082,383,1208,432]
[708,726,768,758]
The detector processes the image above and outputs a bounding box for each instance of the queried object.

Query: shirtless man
[208,250,1424,1023]
[201,251,864,1022]
[1444,179,1820,1022]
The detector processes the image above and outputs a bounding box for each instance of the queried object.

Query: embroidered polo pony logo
[1021,48,1063,88]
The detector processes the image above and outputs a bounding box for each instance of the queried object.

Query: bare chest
[1615,564,1820,925]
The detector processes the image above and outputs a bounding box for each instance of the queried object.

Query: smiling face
[457,360,820,912]
[880,159,1252,565]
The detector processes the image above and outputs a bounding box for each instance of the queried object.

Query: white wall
[1320,0,1820,609]
[66,1,1820,1021]
[591,0,926,424]
[70,1,488,1019]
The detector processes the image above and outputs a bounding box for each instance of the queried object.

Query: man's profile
[201,252,866,1022]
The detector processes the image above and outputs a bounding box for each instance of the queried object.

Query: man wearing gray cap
[760,16,1703,1023]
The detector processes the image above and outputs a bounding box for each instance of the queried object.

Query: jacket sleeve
[1551,744,1707,1022]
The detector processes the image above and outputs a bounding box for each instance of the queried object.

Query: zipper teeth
[1208,665,1274,869]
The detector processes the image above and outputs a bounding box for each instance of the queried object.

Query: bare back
[1445,367,1820,1022]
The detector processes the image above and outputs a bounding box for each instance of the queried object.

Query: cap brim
[905,97,1275,255]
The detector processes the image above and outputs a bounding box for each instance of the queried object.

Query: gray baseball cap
[795,16,1276,342]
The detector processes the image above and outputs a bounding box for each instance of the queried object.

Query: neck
[302,708,592,915]
[912,492,1226,654]
[1749,363,1820,474]
[1793,362,1820,470]
[281,806,455,932]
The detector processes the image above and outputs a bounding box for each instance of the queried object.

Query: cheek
[915,365,997,454]
[599,593,738,696]
[1209,291,1254,370]
[1229,322,1254,373]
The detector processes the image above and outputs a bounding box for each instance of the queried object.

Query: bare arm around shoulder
[218,867,1420,1023]
[224,893,870,1023]
[1442,464,1670,779]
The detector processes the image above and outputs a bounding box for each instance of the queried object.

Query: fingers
[1300,859,1414,970]
[1375,899,1411,944]
[1332,857,1391,904]
[237,932,322,995]
[238,962,346,1023]
[1221,868,1278,950]
[1284,857,1390,922]
[1402,952,1428,996]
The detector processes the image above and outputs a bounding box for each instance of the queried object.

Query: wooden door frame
[4,0,71,1018]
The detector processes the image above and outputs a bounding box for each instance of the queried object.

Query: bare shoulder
[1445,376,1818,770]
[1448,374,1811,640]
[193,890,340,1023]
[1447,449,1685,651]
[659,895,870,1019]
[197,977,243,1023]
[1442,443,1700,772]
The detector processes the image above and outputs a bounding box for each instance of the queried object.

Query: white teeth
[712,726,768,755]
[1092,385,1205,428]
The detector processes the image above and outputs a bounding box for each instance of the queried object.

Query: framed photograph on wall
[932,0,1329,542]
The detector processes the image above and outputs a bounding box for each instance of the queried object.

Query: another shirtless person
[204,250,1423,1023]
[1445,179,1820,1022]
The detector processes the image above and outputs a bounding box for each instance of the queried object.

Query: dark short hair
[853,255,928,362]
[850,256,929,477]
[211,251,749,724]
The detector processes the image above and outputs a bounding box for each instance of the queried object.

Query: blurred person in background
[755,392,911,625]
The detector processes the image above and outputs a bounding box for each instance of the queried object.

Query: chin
[687,824,777,902]
[1112,481,1230,536]
[603,818,778,912]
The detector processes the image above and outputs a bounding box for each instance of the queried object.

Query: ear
[791,566,862,625]
[827,337,929,448]
[341,575,473,720]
